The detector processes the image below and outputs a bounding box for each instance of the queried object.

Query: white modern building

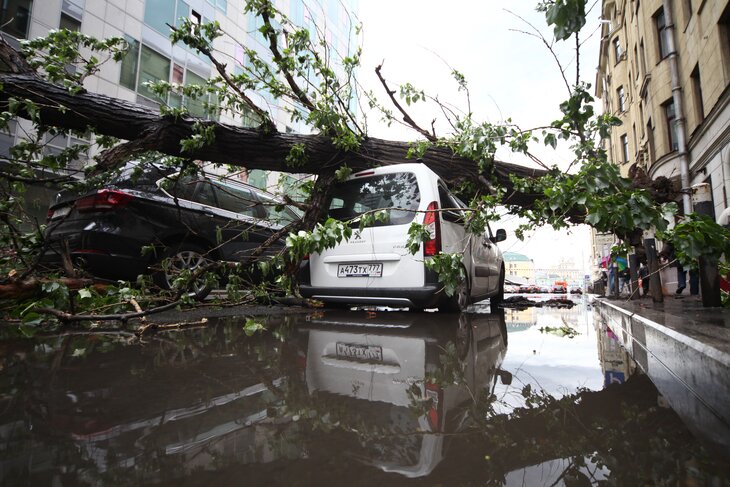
[0,0,359,191]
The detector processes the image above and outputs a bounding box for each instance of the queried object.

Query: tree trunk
[0,72,548,209]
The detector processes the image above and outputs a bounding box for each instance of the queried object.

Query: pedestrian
[659,242,699,295]
[607,263,616,295]
[638,260,650,296]
[619,267,631,295]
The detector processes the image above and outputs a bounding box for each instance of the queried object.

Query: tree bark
[0,72,548,209]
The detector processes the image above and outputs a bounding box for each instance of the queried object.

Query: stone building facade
[596,0,730,219]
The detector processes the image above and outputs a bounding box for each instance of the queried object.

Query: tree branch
[375,63,438,142]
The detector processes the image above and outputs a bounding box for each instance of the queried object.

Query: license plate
[51,206,71,219]
[336,342,383,362]
[337,263,383,277]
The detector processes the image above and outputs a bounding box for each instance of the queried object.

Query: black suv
[42,162,301,296]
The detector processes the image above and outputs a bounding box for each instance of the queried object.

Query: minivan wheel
[154,244,212,300]
[439,275,470,313]
[491,266,505,306]
[455,313,471,359]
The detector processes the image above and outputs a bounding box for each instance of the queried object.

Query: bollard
[692,184,722,307]
[643,231,663,303]
[629,253,640,300]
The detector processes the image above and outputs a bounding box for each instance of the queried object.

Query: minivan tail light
[75,190,134,212]
[425,382,442,431]
[423,201,441,257]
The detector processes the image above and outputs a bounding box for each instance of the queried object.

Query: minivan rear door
[310,169,425,289]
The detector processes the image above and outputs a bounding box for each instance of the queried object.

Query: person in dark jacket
[638,260,650,296]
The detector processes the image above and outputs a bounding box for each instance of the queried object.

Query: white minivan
[298,163,506,311]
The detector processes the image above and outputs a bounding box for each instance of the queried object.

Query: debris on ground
[501,296,576,309]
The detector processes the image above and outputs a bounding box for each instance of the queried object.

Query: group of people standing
[601,244,697,298]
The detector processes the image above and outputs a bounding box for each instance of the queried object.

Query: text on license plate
[337,263,383,277]
[336,342,383,362]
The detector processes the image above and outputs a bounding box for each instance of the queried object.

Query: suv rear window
[327,172,420,226]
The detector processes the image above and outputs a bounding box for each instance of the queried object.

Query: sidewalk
[598,294,730,353]
[594,295,730,447]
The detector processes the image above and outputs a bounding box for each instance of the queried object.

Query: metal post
[692,184,722,307]
[629,253,640,300]
[644,231,663,303]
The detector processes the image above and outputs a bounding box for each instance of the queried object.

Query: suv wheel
[154,244,213,300]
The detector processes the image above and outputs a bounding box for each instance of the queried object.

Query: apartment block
[596,0,730,219]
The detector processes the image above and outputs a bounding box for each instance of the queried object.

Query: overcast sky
[353,1,604,274]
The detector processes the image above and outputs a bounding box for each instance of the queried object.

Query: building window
[690,64,704,122]
[0,0,32,39]
[613,37,623,63]
[144,0,176,35]
[169,63,184,107]
[206,0,227,13]
[663,99,678,151]
[138,45,171,102]
[639,40,647,75]
[620,134,629,163]
[59,12,81,31]
[185,69,208,117]
[720,3,730,80]
[632,123,637,149]
[119,36,140,90]
[647,118,655,161]
[617,86,626,112]
[43,131,91,170]
[682,0,692,27]
[655,8,671,59]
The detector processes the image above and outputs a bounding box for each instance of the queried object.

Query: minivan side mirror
[490,229,507,243]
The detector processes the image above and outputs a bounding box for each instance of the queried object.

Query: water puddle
[0,297,727,485]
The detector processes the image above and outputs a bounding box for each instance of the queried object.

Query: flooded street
[1,297,728,485]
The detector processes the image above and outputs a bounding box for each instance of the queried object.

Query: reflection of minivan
[299,310,509,478]
[298,164,506,311]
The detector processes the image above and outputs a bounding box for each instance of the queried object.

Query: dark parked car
[42,162,301,297]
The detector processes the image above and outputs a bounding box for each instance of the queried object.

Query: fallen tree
[0,68,549,210]
[1,0,723,324]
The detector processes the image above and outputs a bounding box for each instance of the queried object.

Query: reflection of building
[596,0,730,219]
[595,321,636,387]
[534,257,584,287]
[504,307,536,331]
[503,252,535,282]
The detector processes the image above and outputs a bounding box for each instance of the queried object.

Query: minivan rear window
[327,172,420,226]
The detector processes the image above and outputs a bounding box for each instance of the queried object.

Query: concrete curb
[594,298,730,447]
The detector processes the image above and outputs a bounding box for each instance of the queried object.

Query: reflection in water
[0,301,727,485]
